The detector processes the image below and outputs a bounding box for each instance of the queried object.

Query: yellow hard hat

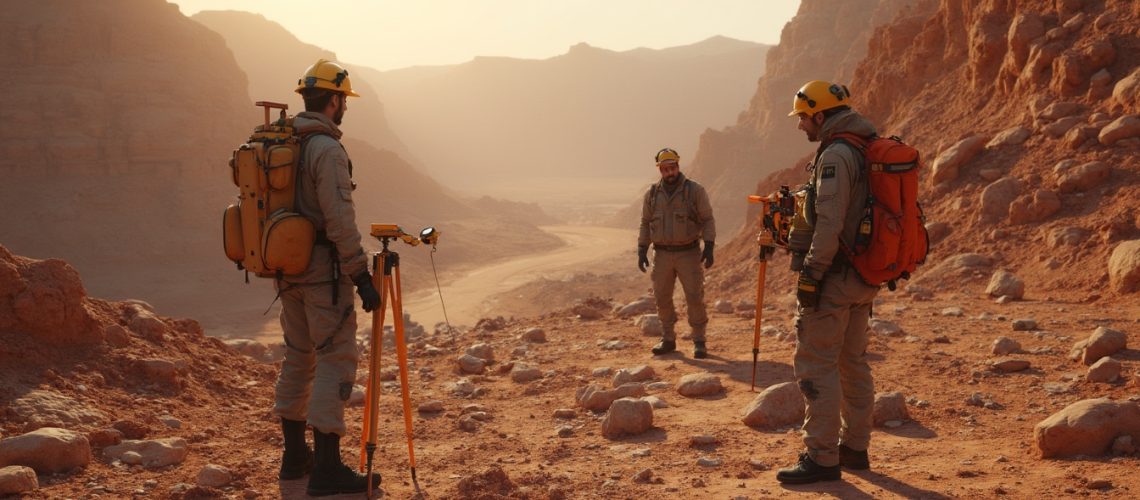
[295,59,360,97]
[788,80,850,117]
[655,148,680,165]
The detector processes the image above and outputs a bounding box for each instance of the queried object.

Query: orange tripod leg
[390,263,418,481]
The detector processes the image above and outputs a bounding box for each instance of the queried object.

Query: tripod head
[370,224,421,250]
[369,223,443,250]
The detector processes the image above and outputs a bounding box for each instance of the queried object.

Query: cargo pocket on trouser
[305,280,359,436]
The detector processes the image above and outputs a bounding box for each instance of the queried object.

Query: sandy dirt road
[400,224,636,328]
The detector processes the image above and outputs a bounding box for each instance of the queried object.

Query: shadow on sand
[779,469,952,499]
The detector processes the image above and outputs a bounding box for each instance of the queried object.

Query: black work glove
[353,272,380,313]
[637,246,649,273]
[701,241,715,269]
[797,272,821,310]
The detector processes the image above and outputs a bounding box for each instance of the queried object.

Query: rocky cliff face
[0,0,253,176]
[0,0,258,316]
[714,0,1140,301]
[854,0,1140,297]
[190,10,411,159]
[682,0,930,234]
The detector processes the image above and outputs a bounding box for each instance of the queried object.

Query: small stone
[556,426,574,438]
[749,459,770,470]
[632,468,653,483]
[1086,479,1112,490]
[884,420,903,428]
[121,451,143,465]
[601,340,627,351]
[552,409,576,419]
[941,307,964,317]
[1012,319,1037,331]
[990,358,1031,372]
[196,464,232,489]
[696,456,723,467]
[689,435,718,447]
[521,327,546,343]
[417,400,445,413]
[991,337,1021,356]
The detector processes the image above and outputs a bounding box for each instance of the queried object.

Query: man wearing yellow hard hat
[272,59,381,496]
[637,147,717,359]
[777,81,881,485]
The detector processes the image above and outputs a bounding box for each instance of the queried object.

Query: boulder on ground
[521,327,546,343]
[0,427,90,474]
[7,390,107,429]
[872,392,909,427]
[457,354,486,374]
[1112,66,1140,113]
[986,270,1025,299]
[979,178,1022,222]
[1070,327,1128,365]
[926,221,951,245]
[1056,161,1110,193]
[741,382,804,429]
[986,126,1032,148]
[0,466,38,496]
[713,300,734,313]
[1008,189,1061,224]
[1108,240,1140,293]
[869,318,903,337]
[635,314,663,337]
[992,337,1021,355]
[466,343,495,362]
[1034,398,1140,458]
[510,364,543,383]
[932,135,987,184]
[1047,226,1089,248]
[1098,115,1140,145]
[103,438,188,468]
[616,297,656,318]
[576,383,646,411]
[612,365,655,387]
[601,398,654,438]
[196,464,232,488]
[1086,357,1122,383]
[676,373,723,397]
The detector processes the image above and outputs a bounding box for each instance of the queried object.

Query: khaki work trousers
[651,247,707,341]
[793,267,879,467]
[273,278,358,436]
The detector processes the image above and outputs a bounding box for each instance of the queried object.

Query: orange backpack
[829,133,929,290]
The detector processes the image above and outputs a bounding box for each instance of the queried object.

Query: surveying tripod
[747,192,792,392]
[360,224,422,498]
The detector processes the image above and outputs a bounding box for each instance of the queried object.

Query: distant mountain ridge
[191,10,411,159]
[368,36,770,201]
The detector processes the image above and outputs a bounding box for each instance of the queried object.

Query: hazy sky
[172,0,801,70]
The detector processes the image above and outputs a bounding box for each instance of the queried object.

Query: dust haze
[2,0,1140,498]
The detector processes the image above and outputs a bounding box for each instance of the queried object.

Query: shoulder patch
[821,165,836,179]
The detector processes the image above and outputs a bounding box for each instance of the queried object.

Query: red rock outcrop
[664,0,937,234]
[715,0,1140,301]
[0,0,259,319]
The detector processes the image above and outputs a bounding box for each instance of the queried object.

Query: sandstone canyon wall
[712,0,1140,301]
[0,0,261,320]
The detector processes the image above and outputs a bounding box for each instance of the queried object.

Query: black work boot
[307,429,381,496]
[651,340,676,355]
[839,444,870,470]
[279,419,312,480]
[776,452,841,484]
[693,341,708,359]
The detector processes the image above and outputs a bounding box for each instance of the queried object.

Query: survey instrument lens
[419,227,440,246]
